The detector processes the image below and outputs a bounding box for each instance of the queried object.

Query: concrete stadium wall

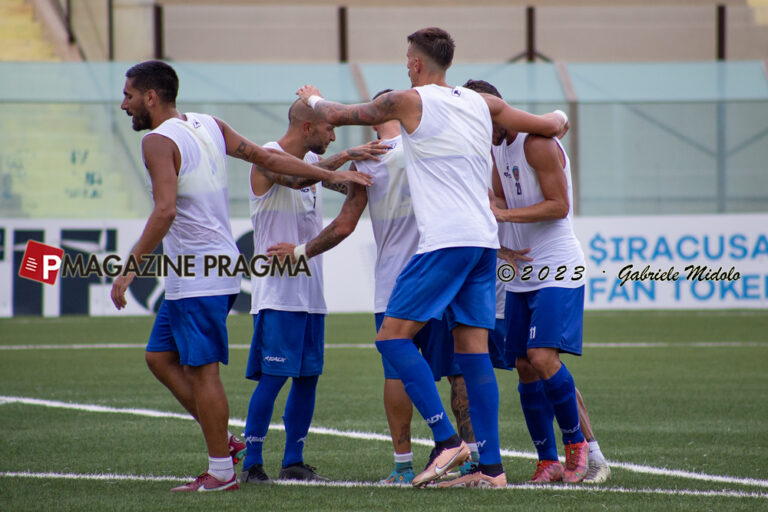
[152,4,768,62]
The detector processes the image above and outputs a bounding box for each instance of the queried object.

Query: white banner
[574,214,768,309]
[1,213,766,317]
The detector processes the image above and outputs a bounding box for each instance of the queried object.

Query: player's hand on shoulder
[328,169,373,187]
[345,140,390,162]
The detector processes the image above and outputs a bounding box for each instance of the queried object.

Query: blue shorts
[246,309,325,380]
[488,317,514,370]
[146,294,237,367]
[385,247,497,330]
[504,286,585,361]
[375,313,460,380]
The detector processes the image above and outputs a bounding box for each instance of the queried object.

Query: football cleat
[240,464,272,484]
[278,463,329,482]
[170,472,239,492]
[529,460,564,483]
[379,467,415,484]
[563,440,589,483]
[228,435,247,465]
[436,466,507,488]
[582,458,611,484]
[412,440,470,487]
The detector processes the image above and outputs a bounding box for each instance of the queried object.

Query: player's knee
[515,357,539,382]
[526,348,560,377]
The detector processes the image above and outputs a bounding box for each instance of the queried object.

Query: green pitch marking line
[2,395,767,489]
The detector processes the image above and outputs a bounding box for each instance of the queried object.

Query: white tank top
[355,136,420,313]
[400,84,499,254]
[145,113,241,300]
[249,141,326,314]
[492,133,585,292]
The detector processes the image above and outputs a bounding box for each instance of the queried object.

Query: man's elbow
[553,201,569,219]
[337,217,359,238]
[156,206,176,224]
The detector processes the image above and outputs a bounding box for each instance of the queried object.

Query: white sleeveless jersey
[493,133,585,292]
[145,113,241,300]
[400,84,499,253]
[355,136,420,313]
[249,141,326,314]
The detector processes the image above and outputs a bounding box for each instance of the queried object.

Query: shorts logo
[18,240,64,285]
[425,412,444,425]
[264,355,287,363]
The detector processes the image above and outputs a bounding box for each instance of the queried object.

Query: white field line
[0,341,766,350]
[2,395,768,489]
[0,471,766,500]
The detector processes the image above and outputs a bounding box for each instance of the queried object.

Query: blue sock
[518,380,558,461]
[454,352,502,465]
[243,374,287,470]
[282,375,319,467]
[541,364,585,445]
[376,339,455,442]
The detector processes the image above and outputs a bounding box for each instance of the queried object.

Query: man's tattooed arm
[253,165,318,190]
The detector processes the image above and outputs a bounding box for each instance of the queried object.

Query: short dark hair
[463,79,502,99]
[125,60,179,104]
[407,27,455,69]
[372,88,393,100]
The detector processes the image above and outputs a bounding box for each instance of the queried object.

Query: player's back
[400,84,498,254]
[355,135,419,313]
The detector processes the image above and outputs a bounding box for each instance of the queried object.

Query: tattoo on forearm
[315,93,399,126]
[256,165,316,189]
[317,152,348,171]
[323,181,348,195]
[306,223,347,258]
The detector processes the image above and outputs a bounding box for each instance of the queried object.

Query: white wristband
[293,243,307,260]
[554,109,568,125]
[307,95,324,110]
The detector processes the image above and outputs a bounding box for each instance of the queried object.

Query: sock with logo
[588,440,606,463]
[282,375,319,467]
[376,339,456,442]
[208,456,235,482]
[542,364,585,445]
[454,352,502,465]
[243,374,288,470]
[518,380,558,461]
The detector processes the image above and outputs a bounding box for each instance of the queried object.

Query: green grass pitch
[1,310,767,511]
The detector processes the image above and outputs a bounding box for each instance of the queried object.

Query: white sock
[588,440,606,463]
[466,442,480,462]
[208,455,235,481]
[394,451,413,465]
